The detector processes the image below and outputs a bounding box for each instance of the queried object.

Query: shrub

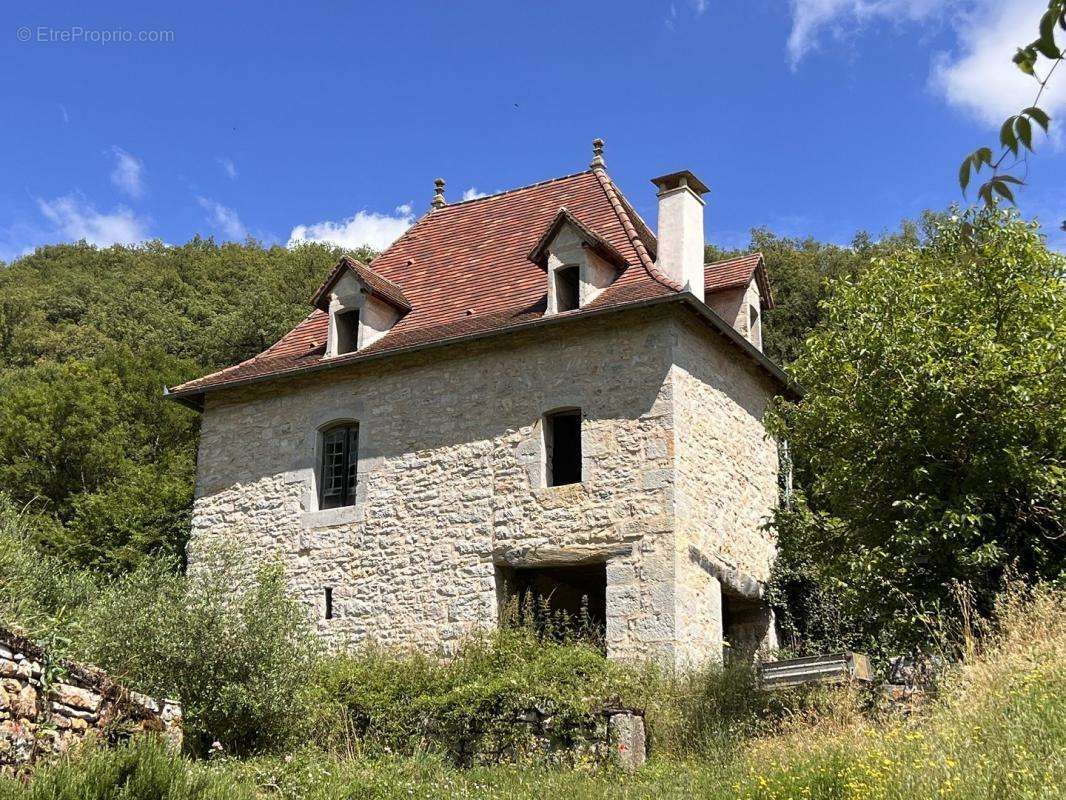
[307,624,644,766]
[0,494,96,647]
[641,661,765,757]
[769,207,1066,654]
[1,503,318,756]
[0,737,251,800]
[75,544,319,755]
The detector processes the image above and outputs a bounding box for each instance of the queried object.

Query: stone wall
[0,628,181,775]
[190,303,779,667]
[671,316,780,665]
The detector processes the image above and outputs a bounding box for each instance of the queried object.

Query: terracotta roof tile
[168,169,777,401]
[704,253,774,309]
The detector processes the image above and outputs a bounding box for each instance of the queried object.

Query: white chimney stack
[652,170,709,300]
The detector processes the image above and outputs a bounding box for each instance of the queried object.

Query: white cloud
[58,104,69,124]
[287,206,415,251]
[786,0,946,68]
[692,0,708,15]
[36,194,150,247]
[197,196,247,240]
[461,187,488,201]
[787,0,1062,137]
[216,156,238,179]
[931,0,1066,127]
[109,146,145,198]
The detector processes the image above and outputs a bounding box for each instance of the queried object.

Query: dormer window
[335,309,360,355]
[529,208,627,318]
[311,256,412,359]
[555,266,580,312]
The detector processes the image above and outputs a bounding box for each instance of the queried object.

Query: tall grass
[8,584,1062,799]
[0,738,251,800]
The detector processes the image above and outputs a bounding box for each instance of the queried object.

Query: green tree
[0,238,374,572]
[709,222,920,366]
[768,207,1066,653]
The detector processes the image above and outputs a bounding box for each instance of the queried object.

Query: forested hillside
[0,239,369,572]
[0,216,944,575]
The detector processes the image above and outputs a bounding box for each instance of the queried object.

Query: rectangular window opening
[319,423,359,509]
[546,409,581,487]
[748,304,761,349]
[555,266,580,312]
[324,587,334,620]
[722,592,768,665]
[335,309,360,355]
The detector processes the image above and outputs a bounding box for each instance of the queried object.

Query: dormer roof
[704,253,774,310]
[527,207,628,270]
[310,255,412,312]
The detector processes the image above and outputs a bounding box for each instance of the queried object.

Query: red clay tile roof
[704,253,774,309]
[167,169,778,403]
[311,255,412,312]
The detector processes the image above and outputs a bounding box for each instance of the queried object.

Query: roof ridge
[706,251,763,267]
[436,169,594,210]
[341,255,409,297]
[590,168,681,291]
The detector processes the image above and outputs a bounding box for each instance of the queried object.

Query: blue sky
[2,0,1064,263]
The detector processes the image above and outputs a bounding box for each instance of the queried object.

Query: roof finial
[431,178,446,210]
[590,138,606,170]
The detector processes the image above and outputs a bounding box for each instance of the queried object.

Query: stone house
[167,141,792,667]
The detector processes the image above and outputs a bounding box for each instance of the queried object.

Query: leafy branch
[959,0,1064,219]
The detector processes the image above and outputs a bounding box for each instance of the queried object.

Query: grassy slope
[4,587,1062,800]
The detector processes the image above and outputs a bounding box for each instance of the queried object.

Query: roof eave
[165,292,798,409]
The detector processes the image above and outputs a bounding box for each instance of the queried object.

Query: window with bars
[319,423,359,509]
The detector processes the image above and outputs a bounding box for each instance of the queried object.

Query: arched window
[319,422,359,509]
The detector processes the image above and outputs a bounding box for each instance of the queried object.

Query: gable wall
[706,278,763,349]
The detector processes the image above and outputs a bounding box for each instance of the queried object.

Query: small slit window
[555,266,580,312]
[324,587,334,620]
[545,409,582,487]
[335,309,360,355]
[319,423,358,509]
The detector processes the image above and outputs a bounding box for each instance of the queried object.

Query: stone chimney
[651,170,709,299]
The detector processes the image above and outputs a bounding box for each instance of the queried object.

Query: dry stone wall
[0,628,181,775]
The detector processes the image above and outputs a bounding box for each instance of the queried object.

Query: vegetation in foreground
[768,206,1065,657]
[3,584,1061,799]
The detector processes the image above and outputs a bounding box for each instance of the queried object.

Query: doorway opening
[496,562,607,643]
[722,591,769,664]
